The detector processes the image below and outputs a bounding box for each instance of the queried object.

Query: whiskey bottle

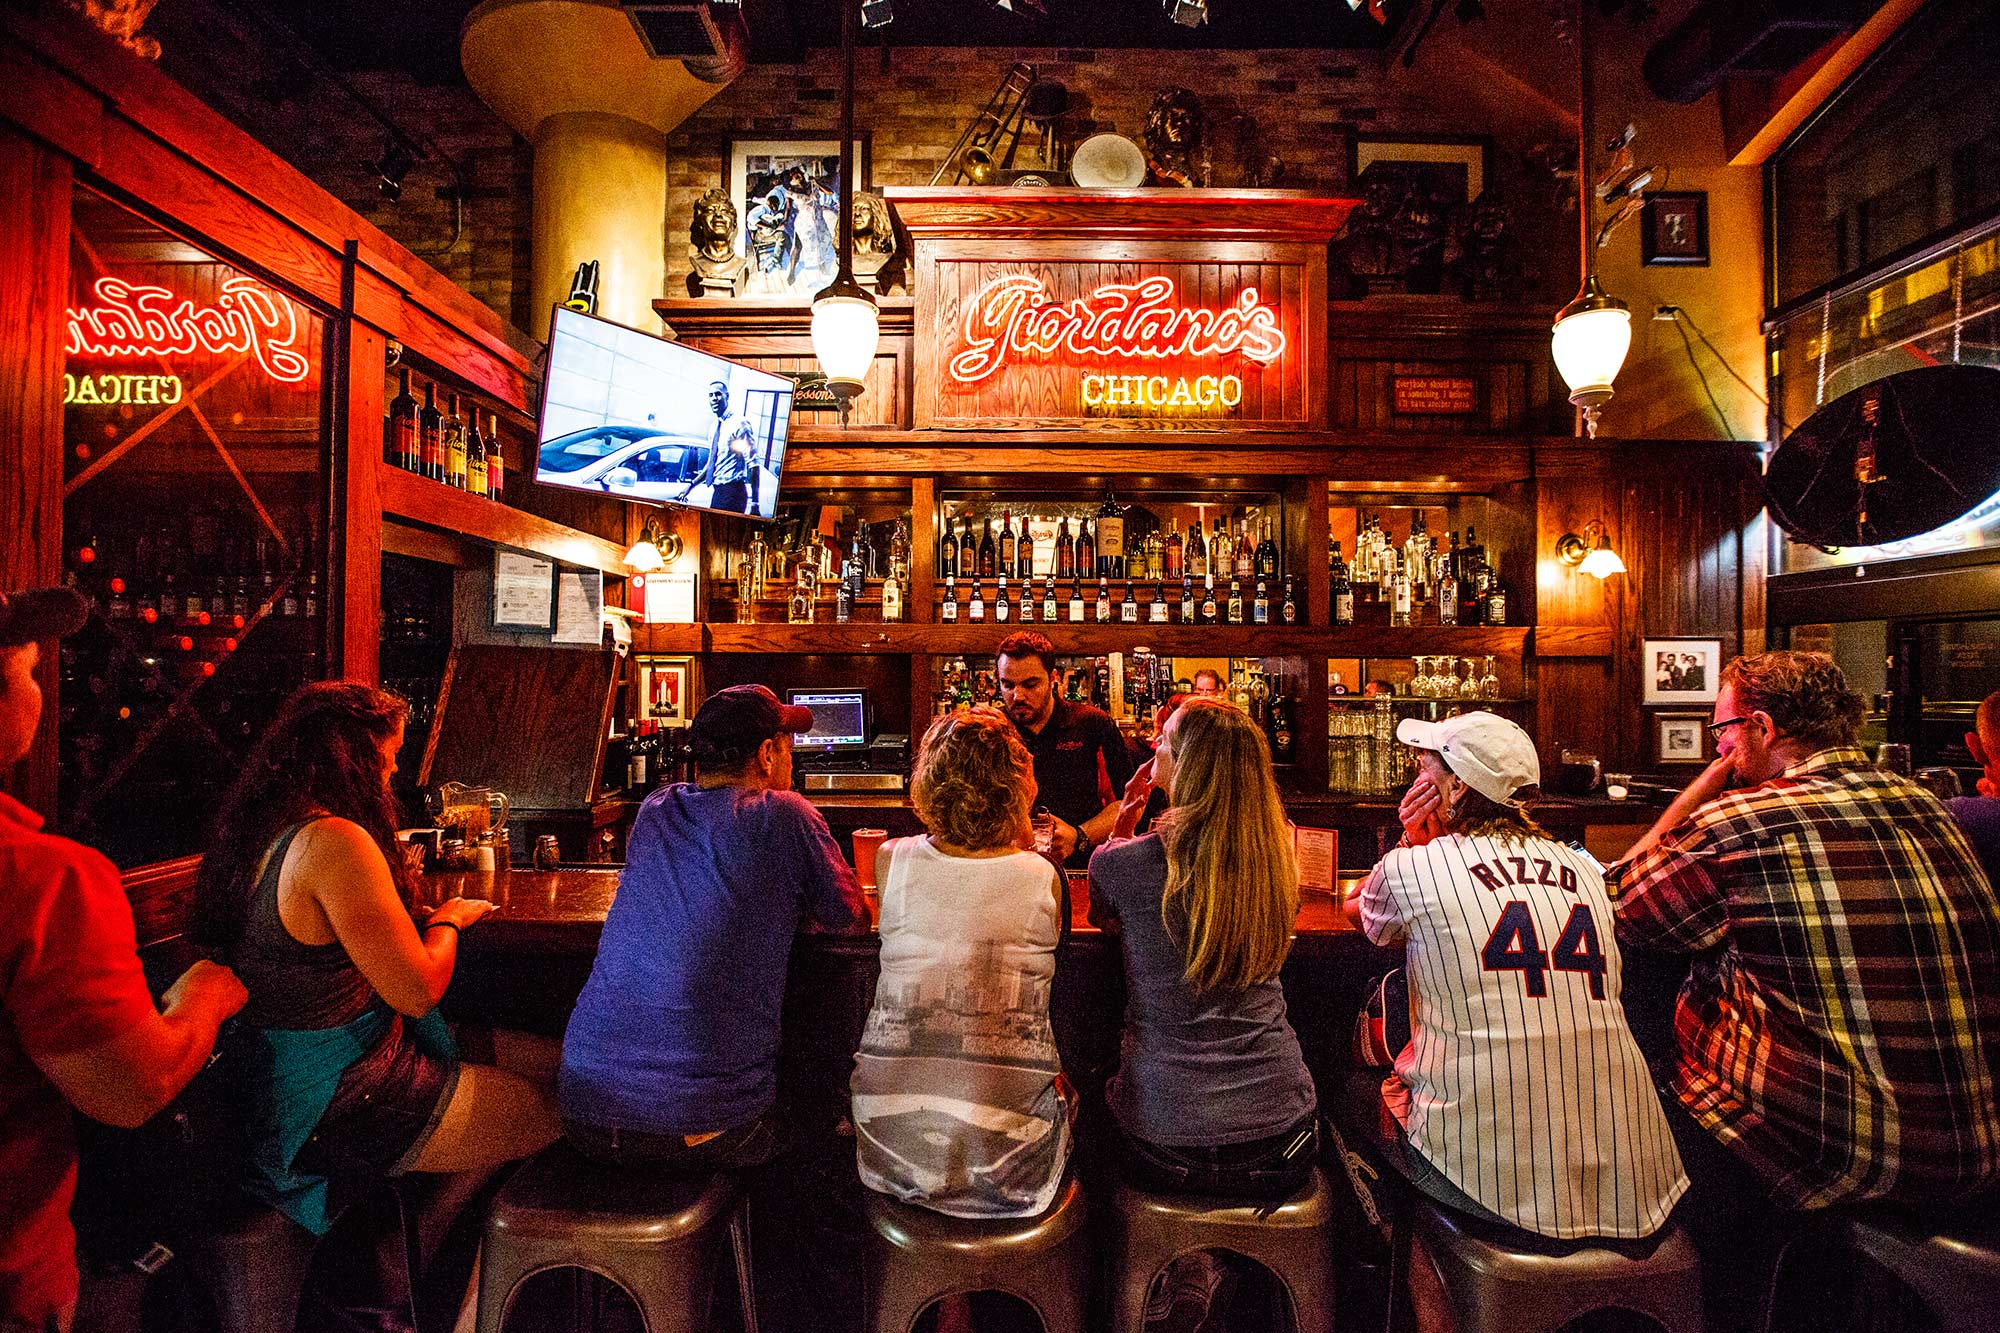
[1179,574,1196,623]
[836,561,855,623]
[941,575,959,623]
[1227,577,1244,625]
[1253,578,1269,625]
[1255,518,1279,579]
[1068,578,1085,622]
[1281,575,1297,625]
[1234,521,1254,581]
[1200,577,1218,623]
[1041,577,1058,623]
[1120,579,1138,623]
[998,508,1017,573]
[994,574,1011,623]
[1484,580,1508,626]
[940,510,959,576]
[388,367,419,471]
[1331,542,1354,626]
[1437,567,1459,625]
[969,580,986,623]
[1270,693,1296,765]
[882,562,904,622]
[789,568,814,624]
[1391,555,1412,627]
[1095,576,1112,623]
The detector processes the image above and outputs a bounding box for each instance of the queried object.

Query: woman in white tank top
[852,707,1071,1219]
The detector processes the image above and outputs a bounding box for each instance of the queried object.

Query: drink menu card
[1292,825,1336,893]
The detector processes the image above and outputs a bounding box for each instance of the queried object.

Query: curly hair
[1721,651,1863,750]
[192,681,411,954]
[1145,88,1203,153]
[851,191,896,257]
[911,706,1035,852]
[1444,781,1550,843]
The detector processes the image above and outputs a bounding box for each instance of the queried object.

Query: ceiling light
[1550,0,1629,438]
[861,0,892,26]
[812,0,879,427]
[370,138,415,202]
[1163,0,1207,25]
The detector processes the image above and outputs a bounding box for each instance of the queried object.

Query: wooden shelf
[699,623,1531,656]
[629,624,704,654]
[378,467,628,575]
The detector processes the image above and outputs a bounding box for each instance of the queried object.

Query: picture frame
[636,655,693,728]
[1656,714,1711,766]
[727,137,870,296]
[1642,191,1709,266]
[1348,133,1492,203]
[1643,638,1723,705]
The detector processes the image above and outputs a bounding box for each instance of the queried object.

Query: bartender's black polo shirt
[1014,699,1136,863]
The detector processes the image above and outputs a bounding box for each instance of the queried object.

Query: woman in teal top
[192,683,559,1233]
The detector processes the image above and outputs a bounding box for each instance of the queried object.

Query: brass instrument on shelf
[932,62,1037,186]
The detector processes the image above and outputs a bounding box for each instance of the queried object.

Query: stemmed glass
[1478,655,1501,700]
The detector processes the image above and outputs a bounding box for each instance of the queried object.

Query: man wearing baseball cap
[0,586,248,1332]
[559,683,865,1170]
[1338,712,1683,1322]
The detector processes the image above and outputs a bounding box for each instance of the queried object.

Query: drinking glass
[1032,811,1058,857]
[1478,655,1500,700]
[852,828,889,889]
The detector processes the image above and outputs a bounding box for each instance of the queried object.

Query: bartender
[997,630,1137,868]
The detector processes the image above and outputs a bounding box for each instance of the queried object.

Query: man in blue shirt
[560,684,865,1169]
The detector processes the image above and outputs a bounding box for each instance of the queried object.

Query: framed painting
[637,655,693,728]
[1348,133,1492,203]
[1642,191,1709,265]
[1656,713,1711,765]
[727,137,870,296]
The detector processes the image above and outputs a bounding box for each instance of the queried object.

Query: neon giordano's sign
[946,274,1286,411]
[66,276,312,384]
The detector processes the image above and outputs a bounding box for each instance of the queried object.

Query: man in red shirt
[0,586,246,1333]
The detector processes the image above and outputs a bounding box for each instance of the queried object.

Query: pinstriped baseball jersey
[1361,832,1687,1239]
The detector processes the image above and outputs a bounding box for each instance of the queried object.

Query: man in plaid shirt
[1612,651,2000,1323]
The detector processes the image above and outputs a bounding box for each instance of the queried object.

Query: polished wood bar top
[414,865,1361,948]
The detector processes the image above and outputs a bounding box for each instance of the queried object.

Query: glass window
[59,189,331,867]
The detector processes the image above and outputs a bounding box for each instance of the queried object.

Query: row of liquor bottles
[938,573,1301,627]
[66,531,323,629]
[382,368,508,500]
[1330,516,1508,627]
[938,501,1283,585]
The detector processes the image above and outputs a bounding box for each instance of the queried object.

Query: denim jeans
[1117,1113,1320,1199]
[563,1110,788,1173]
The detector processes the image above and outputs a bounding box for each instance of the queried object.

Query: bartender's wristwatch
[1073,826,1093,860]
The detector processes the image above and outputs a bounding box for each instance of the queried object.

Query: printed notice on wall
[644,570,697,624]
[493,551,554,630]
[1293,825,1336,893]
[553,568,604,645]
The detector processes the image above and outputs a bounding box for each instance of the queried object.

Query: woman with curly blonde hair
[851,706,1072,1218]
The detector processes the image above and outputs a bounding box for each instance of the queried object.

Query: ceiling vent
[1643,0,1869,104]
[618,3,748,82]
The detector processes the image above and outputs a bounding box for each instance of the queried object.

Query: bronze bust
[849,192,901,294]
[687,187,749,297]
[1143,88,1204,188]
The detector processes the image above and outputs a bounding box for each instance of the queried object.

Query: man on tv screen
[700,380,764,515]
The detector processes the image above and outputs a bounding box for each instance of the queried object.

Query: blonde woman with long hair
[1088,697,1318,1195]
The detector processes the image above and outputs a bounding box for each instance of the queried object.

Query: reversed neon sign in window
[947,273,1287,385]
[66,276,312,384]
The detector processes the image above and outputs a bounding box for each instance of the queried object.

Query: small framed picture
[727,137,869,296]
[1348,133,1492,203]
[1643,638,1723,705]
[636,655,693,728]
[1656,714,1711,765]
[1642,192,1708,266]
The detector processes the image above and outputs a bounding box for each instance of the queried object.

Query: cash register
[789,688,909,791]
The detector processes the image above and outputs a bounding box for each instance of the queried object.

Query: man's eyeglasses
[1706,716,1754,739]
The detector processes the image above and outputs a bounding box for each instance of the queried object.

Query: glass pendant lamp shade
[1579,534,1627,579]
[1552,275,1631,436]
[810,280,880,391]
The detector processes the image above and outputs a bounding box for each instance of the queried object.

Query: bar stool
[1413,1198,1705,1333]
[476,1141,757,1333]
[861,1177,1090,1333]
[1105,1166,1338,1333]
[1836,1211,2000,1333]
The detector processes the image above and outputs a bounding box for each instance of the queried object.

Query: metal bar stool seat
[1413,1197,1705,1333]
[1838,1210,2000,1333]
[1106,1165,1338,1333]
[861,1176,1090,1333]
[476,1141,756,1333]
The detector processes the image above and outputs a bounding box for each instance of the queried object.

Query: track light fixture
[1163,0,1207,26]
[369,137,416,202]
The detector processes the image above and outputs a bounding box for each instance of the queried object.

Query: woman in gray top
[1088,697,1318,1197]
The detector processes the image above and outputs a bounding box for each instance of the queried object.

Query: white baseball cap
[1396,711,1541,807]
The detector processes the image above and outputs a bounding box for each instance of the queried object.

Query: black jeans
[562,1110,788,1173]
[1117,1113,1320,1199]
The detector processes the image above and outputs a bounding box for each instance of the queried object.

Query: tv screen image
[535,306,794,519]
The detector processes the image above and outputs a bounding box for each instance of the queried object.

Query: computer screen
[790,689,868,748]
[535,305,794,520]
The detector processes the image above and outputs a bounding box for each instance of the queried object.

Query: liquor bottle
[940,510,959,576]
[444,393,468,489]
[1096,489,1125,579]
[1143,528,1164,582]
[1120,578,1138,624]
[998,508,1017,574]
[1041,577,1058,623]
[1094,657,1112,710]
[941,575,958,623]
[1484,579,1508,626]
[1018,516,1036,580]
[958,517,978,580]
[1437,566,1459,626]
[1015,577,1031,623]
[995,574,1011,623]
[789,567,814,624]
[466,408,488,498]
[848,528,868,600]
[1457,524,1484,585]
[484,413,506,500]
[417,382,441,480]
[1148,579,1168,623]
[882,561,904,622]
[1095,576,1112,623]
[890,517,911,575]
[1076,518,1096,578]
[1055,517,1074,580]
[1270,693,1295,765]
[207,569,228,620]
[1200,577,1218,623]
[1227,577,1244,625]
[1179,574,1196,623]
[1234,521,1254,581]
[977,517,996,577]
[279,564,301,618]
[969,579,986,623]
[1403,511,1431,602]
[388,368,419,471]
[1390,554,1412,627]
[230,567,250,620]
[1067,578,1085,623]
[1256,518,1280,579]
[1253,578,1269,625]
[836,562,855,623]
[1331,543,1354,626]
[1188,518,1208,579]
[1210,518,1231,581]
[1281,574,1298,625]
[1165,518,1185,581]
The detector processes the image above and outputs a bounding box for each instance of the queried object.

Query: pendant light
[1550,0,1630,439]
[810,0,878,427]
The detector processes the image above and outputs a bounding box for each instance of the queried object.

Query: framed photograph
[636,655,693,728]
[1348,133,1492,203]
[1643,638,1723,705]
[727,137,869,296]
[1656,714,1711,765]
[1642,192,1709,266]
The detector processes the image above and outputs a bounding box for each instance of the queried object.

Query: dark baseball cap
[687,684,813,766]
[0,586,88,647]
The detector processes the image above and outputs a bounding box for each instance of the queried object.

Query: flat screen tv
[535,305,794,520]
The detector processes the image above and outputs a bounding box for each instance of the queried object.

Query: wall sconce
[1555,519,1626,579]
[623,515,683,572]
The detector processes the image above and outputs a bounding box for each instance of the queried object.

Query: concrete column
[530,112,667,331]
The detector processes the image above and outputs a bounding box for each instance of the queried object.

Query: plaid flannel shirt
[1612,746,2000,1209]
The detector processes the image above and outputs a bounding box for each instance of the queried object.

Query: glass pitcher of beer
[427,782,510,838]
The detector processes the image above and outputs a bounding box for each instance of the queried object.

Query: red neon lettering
[66,276,311,384]
[947,274,1287,385]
